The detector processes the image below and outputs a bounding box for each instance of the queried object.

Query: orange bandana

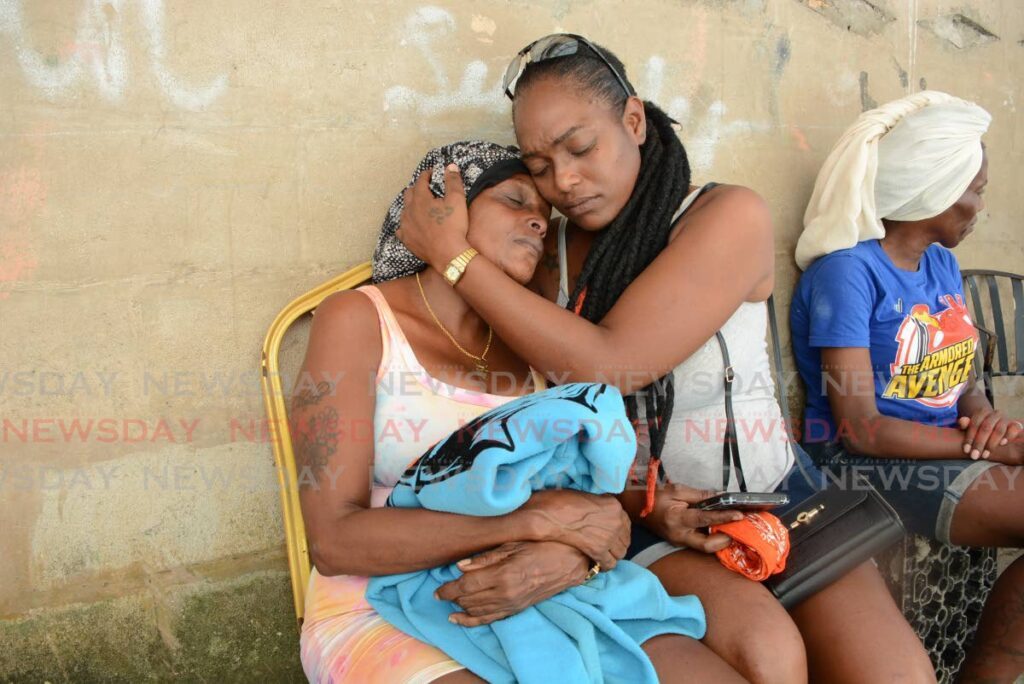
[709,512,790,581]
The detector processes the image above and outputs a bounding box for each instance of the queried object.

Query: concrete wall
[2,0,1021,679]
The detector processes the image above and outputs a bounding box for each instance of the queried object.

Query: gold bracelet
[442,247,478,287]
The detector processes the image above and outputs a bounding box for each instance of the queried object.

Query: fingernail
[446,163,458,171]
[963,444,971,453]
[456,558,470,568]
[434,592,440,600]
[971,449,980,459]
[448,615,457,623]
[1001,438,1009,446]
[983,450,990,459]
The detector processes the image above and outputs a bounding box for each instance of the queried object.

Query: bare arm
[294,291,532,576]
[820,347,1021,461]
[397,168,774,394]
[956,369,1023,458]
[294,290,629,577]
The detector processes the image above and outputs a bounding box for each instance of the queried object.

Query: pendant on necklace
[475,362,489,378]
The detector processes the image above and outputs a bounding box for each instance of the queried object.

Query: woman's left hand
[958,409,1024,459]
[435,541,590,627]
[395,163,472,271]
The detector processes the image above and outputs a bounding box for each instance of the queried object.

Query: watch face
[445,266,460,282]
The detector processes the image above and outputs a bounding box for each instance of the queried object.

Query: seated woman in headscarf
[294,141,744,683]
[790,91,1024,681]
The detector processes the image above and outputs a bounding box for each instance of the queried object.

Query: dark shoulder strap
[715,331,747,492]
[766,295,791,427]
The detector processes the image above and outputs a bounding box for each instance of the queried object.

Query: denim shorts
[799,441,998,544]
[626,444,827,568]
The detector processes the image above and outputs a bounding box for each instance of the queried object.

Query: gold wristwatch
[442,248,479,286]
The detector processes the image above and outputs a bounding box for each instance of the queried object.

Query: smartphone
[695,492,790,512]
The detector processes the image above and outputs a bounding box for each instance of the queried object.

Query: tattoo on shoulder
[294,406,340,488]
[292,381,334,411]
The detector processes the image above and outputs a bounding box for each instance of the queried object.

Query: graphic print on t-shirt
[881,294,978,408]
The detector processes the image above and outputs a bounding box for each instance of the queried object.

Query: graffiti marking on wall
[383,7,504,117]
[0,0,227,110]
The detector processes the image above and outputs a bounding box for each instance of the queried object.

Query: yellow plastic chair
[260,261,372,629]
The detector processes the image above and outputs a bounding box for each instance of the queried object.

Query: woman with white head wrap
[791,92,1024,682]
[795,91,990,268]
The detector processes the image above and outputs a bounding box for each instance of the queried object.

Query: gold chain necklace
[416,272,493,377]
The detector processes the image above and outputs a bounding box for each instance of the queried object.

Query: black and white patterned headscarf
[372,140,528,283]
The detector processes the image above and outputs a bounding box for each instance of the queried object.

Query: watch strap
[443,248,478,286]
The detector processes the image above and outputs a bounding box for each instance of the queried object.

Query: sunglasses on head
[502,33,635,101]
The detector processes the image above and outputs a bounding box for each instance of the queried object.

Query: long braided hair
[515,43,692,514]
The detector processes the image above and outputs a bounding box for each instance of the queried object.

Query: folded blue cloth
[366,383,707,684]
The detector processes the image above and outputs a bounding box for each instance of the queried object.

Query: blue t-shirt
[790,240,979,443]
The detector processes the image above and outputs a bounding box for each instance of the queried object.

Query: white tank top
[555,186,795,492]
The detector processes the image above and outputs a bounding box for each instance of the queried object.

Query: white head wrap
[795,91,990,269]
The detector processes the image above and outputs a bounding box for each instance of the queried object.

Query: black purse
[716,299,905,609]
[764,480,905,608]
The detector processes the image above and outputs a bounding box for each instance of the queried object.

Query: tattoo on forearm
[294,406,340,487]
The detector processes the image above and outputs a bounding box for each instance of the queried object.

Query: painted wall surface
[1,0,1021,678]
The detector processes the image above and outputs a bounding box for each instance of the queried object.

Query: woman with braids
[397,35,935,683]
[296,140,746,683]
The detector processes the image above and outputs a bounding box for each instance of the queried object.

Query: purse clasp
[790,504,825,529]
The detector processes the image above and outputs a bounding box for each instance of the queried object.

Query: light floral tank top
[303,285,545,626]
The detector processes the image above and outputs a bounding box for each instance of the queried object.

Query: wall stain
[0,572,304,681]
[774,35,792,77]
[859,71,877,111]
[796,0,894,37]
[891,57,909,89]
[918,13,999,50]
[767,34,792,124]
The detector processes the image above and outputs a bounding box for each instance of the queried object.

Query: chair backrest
[260,261,372,629]
[961,269,1024,407]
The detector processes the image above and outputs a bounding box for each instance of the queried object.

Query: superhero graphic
[882,294,979,408]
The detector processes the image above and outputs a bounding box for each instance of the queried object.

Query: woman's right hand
[516,490,630,569]
[642,483,745,553]
[987,433,1024,466]
[395,164,472,272]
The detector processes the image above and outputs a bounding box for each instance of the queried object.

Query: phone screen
[696,493,789,512]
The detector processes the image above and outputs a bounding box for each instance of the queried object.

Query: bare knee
[793,562,936,684]
[650,551,807,684]
[642,634,747,683]
[721,609,807,684]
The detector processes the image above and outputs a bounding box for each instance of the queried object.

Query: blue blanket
[366,383,706,684]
